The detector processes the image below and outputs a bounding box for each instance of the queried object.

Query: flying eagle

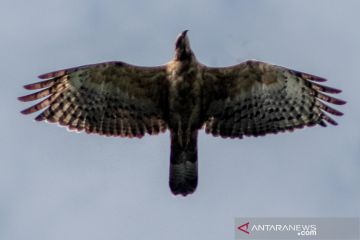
[19,30,345,196]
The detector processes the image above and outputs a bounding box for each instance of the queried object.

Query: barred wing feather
[19,62,169,137]
[203,60,345,138]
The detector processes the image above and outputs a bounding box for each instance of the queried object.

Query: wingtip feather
[304,74,327,82]
[323,114,338,125]
[38,70,66,79]
[18,96,28,102]
[23,78,56,90]
[23,83,39,90]
[312,82,342,94]
[20,107,33,115]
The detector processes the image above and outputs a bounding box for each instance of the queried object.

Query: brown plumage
[19,30,345,196]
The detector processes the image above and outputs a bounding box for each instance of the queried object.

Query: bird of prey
[19,30,345,196]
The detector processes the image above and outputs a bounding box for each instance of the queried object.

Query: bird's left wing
[202,60,345,138]
[19,61,169,137]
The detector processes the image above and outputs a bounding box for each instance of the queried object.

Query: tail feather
[169,131,198,196]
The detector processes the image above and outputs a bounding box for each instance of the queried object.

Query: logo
[235,218,359,240]
[238,222,250,235]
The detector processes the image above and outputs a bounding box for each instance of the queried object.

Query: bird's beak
[182,30,189,36]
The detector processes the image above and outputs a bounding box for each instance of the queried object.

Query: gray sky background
[1,0,359,239]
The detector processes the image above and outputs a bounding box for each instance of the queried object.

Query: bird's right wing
[19,61,169,137]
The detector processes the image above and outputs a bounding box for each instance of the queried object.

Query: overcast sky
[1,0,359,239]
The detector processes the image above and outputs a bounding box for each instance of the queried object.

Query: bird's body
[166,45,204,195]
[19,31,345,196]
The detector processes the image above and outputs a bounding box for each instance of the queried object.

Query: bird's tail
[169,131,198,196]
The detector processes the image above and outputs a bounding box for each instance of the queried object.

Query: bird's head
[174,30,194,61]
